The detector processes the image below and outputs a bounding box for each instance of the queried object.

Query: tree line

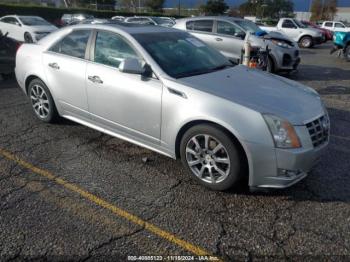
[310,0,337,21]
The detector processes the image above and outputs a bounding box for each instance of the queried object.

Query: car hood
[304,27,322,36]
[29,25,57,32]
[179,65,324,125]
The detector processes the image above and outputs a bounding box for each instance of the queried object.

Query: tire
[24,32,33,43]
[266,56,275,73]
[344,45,350,62]
[299,36,313,48]
[180,124,244,191]
[28,79,58,123]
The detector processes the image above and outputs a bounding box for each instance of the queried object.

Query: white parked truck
[260,18,324,48]
[321,21,350,32]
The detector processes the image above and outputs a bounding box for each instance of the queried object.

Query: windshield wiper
[175,64,233,79]
[210,64,233,71]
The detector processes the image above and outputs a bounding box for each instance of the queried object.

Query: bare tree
[119,0,138,12]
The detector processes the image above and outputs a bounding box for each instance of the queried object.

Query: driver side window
[94,31,139,68]
[335,23,345,28]
[217,21,243,36]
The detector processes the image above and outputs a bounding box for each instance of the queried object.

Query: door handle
[215,38,223,41]
[48,62,59,70]
[88,75,103,84]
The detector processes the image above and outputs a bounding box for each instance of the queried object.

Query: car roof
[126,16,152,19]
[177,16,246,23]
[67,22,179,34]
[2,15,42,19]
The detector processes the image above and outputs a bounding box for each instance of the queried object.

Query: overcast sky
[165,0,350,11]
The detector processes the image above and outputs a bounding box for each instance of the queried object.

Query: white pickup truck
[321,21,350,32]
[260,18,324,48]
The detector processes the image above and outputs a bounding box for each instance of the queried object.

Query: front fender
[160,80,275,160]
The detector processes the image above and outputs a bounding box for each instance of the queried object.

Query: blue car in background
[331,31,350,61]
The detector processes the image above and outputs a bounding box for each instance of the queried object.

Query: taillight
[16,42,22,53]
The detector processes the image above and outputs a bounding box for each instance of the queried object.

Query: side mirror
[235,31,246,39]
[119,58,145,74]
[15,22,21,27]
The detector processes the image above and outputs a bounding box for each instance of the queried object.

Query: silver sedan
[15,24,329,191]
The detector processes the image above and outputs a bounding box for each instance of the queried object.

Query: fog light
[278,169,301,178]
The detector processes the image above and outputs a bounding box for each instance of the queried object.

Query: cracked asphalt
[1,43,350,261]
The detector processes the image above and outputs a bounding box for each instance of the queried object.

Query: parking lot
[0,42,350,260]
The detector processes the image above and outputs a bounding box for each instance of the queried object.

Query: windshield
[151,17,172,25]
[293,19,307,28]
[77,14,94,20]
[133,32,232,78]
[19,16,51,26]
[235,20,261,33]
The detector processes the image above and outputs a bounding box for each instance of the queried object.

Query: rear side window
[282,20,296,28]
[187,20,213,32]
[49,30,91,59]
[140,18,154,24]
[94,31,139,68]
[1,17,19,25]
[324,22,333,27]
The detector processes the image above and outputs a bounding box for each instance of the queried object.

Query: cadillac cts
[15,24,330,191]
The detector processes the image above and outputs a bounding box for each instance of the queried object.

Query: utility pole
[309,0,312,12]
[178,0,181,16]
[320,0,325,20]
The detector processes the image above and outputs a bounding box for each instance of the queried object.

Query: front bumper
[246,124,329,189]
[271,46,301,72]
[313,36,325,45]
[257,143,328,188]
[34,32,50,41]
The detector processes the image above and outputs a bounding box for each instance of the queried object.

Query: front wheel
[28,79,58,123]
[24,32,33,43]
[266,56,275,73]
[299,36,313,48]
[180,124,243,191]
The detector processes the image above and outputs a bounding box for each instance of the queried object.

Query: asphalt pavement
[0,43,350,261]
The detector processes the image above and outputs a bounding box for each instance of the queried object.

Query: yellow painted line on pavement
[0,148,222,261]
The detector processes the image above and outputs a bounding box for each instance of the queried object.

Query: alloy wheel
[185,134,230,184]
[301,38,311,48]
[30,85,50,119]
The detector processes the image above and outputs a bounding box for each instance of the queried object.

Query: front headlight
[263,114,301,148]
[271,39,292,48]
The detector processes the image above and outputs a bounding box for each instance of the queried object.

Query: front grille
[282,54,292,66]
[306,115,330,147]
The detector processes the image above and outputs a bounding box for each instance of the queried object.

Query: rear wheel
[299,36,313,48]
[24,32,33,43]
[344,45,350,62]
[180,124,243,191]
[28,79,58,123]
